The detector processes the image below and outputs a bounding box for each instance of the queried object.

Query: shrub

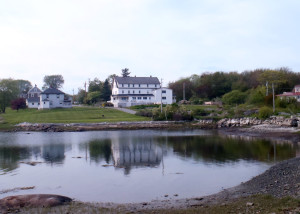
[192,108,208,117]
[102,102,114,107]
[135,110,153,117]
[258,106,273,119]
[222,90,247,105]
[11,98,27,111]
[264,94,273,106]
[275,98,288,108]
[131,104,160,110]
[247,86,265,105]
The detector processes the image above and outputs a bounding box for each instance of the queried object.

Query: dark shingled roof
[41,88,64,95]
[114,76,160,85]
[28,86,42,93]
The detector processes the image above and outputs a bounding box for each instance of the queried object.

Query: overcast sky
[1,0,300,94]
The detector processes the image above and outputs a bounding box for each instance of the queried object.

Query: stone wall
[216,116,299,128]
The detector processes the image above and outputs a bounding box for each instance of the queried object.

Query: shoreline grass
[0,107,150,130]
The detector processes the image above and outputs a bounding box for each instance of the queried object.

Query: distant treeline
[168,67,300,102]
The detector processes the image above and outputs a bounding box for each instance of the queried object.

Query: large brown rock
[0,194,72,211]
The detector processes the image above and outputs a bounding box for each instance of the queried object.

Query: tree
[86,91,101,104]
[88,78,102,92]
[121,68,130,77]
[222,90,247,105]
[11,98,27,111]
[168,78,194,101]
[259,70,286,112]
[76,88,86,104]
[101,79,111,101]
[43,75,64,89]
[108,74,117,85]
[0,79,19,113]
[16,80,32,96]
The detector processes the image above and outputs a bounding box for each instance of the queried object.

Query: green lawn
[0,107,149,130]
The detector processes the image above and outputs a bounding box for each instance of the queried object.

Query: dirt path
[111,107,137,114]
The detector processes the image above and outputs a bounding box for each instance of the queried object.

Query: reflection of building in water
[111,134,164,174]
[42,144,65,163]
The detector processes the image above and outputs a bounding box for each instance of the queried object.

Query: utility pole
[183,82,186,100]
[272,82,275,113]
[160,78,163,113]
[84,81,87,104]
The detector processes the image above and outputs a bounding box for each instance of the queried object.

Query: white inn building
[110,76,174,107]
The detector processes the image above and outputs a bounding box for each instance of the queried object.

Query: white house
[110,76,174,107]
[38,88,72,110]
[26,85,42,108]
[152,87,174,105]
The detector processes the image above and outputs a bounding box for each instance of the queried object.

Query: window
[121,97,128,100]
[57,94,59,98]
[122,90,124,94]
[149,97,151,100]
[155,84,157,87]
[46,95,49,98]
[32,103,34,105]
[147,84,149,87]
[143,97,147,100]
[122,84,124,87]
[31,94,34,97]
[133,84,134,87]
[139,90,141,94]
[132,97,136,100]
[162,97,166,100]
[162,90,166,93]
[128,90,130,94]
[133,91,135,94]
[138,97,141,100]
[44,102,46,104]
[139,84,141,87]
[38,103,40,105]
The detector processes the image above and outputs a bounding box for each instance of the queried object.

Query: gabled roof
[28,85,42,93]
[41,88,64,95]
[114,76,160,85]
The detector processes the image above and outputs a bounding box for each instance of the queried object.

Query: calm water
[0,130,298,203]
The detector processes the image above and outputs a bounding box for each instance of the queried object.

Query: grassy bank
[0,107,149,130]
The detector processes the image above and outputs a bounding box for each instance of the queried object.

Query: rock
[246,202,254,206]
[0,194,72,212]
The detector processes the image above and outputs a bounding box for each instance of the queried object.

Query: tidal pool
[0,130,298,203]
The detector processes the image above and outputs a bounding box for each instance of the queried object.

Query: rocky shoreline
[10,116,300,132]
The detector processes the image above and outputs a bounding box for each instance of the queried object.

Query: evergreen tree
[121,68,130,77]
[101,79,111,101]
